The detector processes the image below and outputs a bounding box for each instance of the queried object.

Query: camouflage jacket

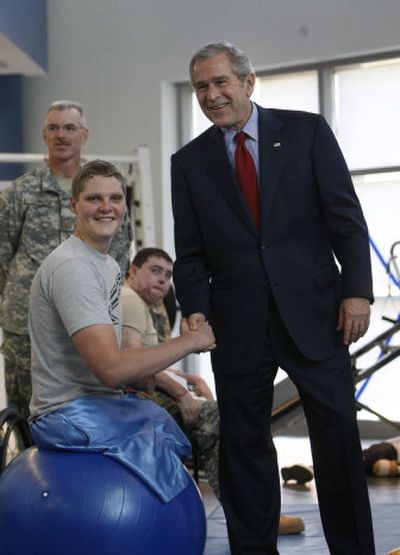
[149,302,172,343]
[0,165,133,335]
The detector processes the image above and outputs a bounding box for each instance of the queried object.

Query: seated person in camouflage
[28,160,216,503]
[121,247,305,535]
[0,100,132,419]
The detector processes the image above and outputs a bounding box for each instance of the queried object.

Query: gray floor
[200,436,400,555]
[201,435,400,512]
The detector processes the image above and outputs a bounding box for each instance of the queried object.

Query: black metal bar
[356,401,400,432]
[350,321,400,361]
[354,346,400,383]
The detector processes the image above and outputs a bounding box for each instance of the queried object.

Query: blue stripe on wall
[0,76,23,180]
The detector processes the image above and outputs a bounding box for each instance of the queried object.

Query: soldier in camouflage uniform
[120,247,221,499]
[0,100,132,419]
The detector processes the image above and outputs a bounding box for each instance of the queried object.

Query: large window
[354,172,400,298]
[332,57,400,301]
[253,70,319,112]
[333,58,400,170]
[176,52,400,421]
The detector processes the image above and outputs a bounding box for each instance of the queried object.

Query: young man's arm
[72,321,215,388]
[173,370,214,401]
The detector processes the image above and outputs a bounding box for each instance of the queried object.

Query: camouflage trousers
[1,331,32,420]
[136,390,221,500]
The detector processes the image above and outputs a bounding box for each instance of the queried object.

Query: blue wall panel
[0,76,23,180]
[0,0,47,71]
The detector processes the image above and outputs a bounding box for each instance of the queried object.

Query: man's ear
[245,72,256,98]
[129,264,138,278]
[81,127,89,145]
[70,196,77,214]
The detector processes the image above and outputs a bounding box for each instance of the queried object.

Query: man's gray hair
[189,41,255,86]
[46,100,87,126]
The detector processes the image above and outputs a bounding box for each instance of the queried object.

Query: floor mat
[205,503,399,554]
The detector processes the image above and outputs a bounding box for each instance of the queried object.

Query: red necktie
[234,131,260,228]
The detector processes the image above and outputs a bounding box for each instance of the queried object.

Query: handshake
[180,312,217,353]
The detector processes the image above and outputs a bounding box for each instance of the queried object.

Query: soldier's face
[71,175,126,253]
[43,108,88,163]
[129,256,172,305]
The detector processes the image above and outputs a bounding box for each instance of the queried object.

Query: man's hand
[176,392,202,426]
[181,312,217,352]
[174,370,214,400]
[336,297,371,345]
[180,312,207,332]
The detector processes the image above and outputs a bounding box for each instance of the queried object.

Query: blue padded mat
[205,503,400,555]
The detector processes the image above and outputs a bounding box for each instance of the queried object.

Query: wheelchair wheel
[0,408,34,472]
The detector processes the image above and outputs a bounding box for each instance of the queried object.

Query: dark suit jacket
[171,106,373,375]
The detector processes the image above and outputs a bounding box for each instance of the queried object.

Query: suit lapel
[196,108,285,233]
[198,126,256,234]
[258,106,285,226]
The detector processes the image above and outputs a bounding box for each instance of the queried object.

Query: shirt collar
[221,102,258,142]
[242,102,258,141]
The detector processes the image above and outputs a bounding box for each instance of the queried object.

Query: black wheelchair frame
[0,408,34,472]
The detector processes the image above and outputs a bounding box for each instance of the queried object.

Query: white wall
[22,0,400,252]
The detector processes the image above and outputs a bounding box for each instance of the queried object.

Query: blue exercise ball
[0,447,206,555]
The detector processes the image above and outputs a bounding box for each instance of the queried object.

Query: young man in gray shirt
[28,159,215,502]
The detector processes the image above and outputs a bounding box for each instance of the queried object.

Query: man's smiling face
[192,53,255,130]
[71,175,126,253]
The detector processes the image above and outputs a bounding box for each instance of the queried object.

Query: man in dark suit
[171,42,375,555]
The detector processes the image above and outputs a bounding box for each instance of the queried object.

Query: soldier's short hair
[46,100,87,127]
[132,248,173,268]
[71,159,125,200]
